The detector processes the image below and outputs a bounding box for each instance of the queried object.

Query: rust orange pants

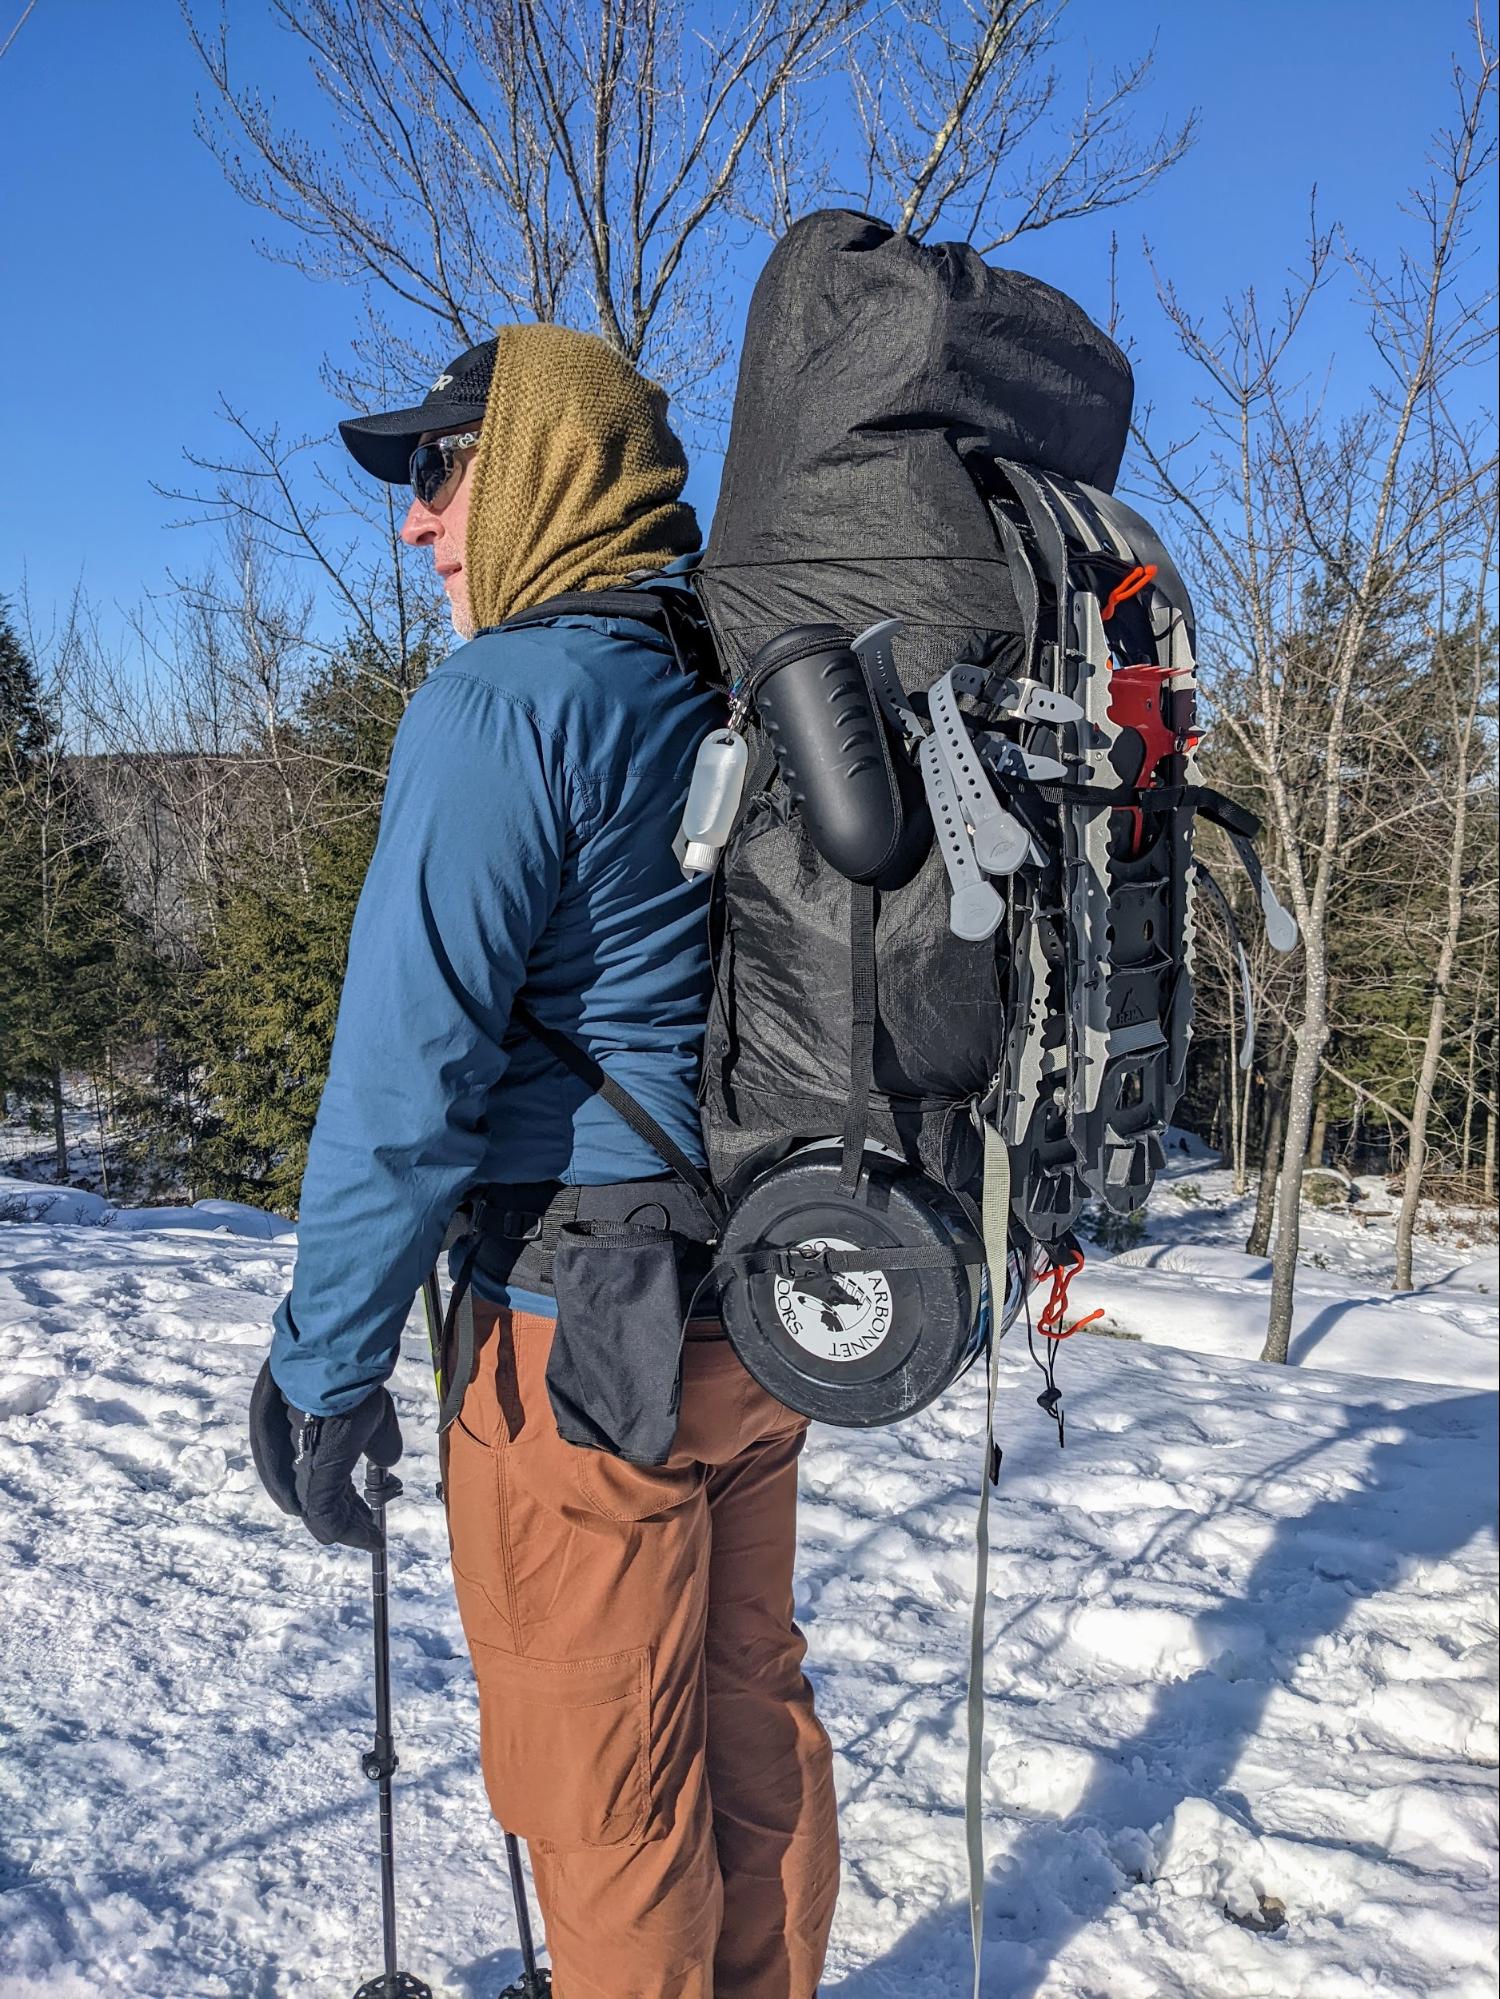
[445,1305,840,1998]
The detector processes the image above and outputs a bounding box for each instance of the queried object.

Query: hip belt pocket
[469,1638,650,1850]
[547,1217,688,1466]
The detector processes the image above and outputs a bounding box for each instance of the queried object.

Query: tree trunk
[1395,703,1472,1287]
[1247,1055,1288,1257]
[50,1066,68,1182]
[91,1070,111,1201]
[1304,1079,1329,1169]
[1484,1101,1496,1207]
[1393,974,1449,1291]
[1228,976,1246,1196]
[1262,997,1327,1364]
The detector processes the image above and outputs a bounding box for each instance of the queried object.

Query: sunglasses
[409,430,481,507]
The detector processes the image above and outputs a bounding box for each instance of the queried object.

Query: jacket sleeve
[269,667,583,1416]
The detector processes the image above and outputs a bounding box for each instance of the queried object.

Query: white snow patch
[1076,1165,1499,1391]
[0,1175,295,1240]
[0,1188,1495,1998]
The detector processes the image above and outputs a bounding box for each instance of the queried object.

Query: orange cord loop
[1100,563,1159,623]
[1034,1248,1104,1340]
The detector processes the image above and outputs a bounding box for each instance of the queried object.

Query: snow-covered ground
[1072,1150,1498,1391]
[0,1170,1495,1998]
[0,1174,294,1242]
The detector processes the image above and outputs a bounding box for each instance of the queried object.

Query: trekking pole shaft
[505,1830,541,1981]
[366,1466,400,1985]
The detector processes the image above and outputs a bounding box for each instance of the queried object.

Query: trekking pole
[421,1262,551,1999]
[353,1461,432,1999]
[503,1834,549,1998]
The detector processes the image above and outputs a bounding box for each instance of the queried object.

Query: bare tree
[1133,10,1497,1360]
[846,0,1193,246]
[186,0,869,421]
[1383,528,1497,1287]
[155,401,440,701]
[188,1,1193,424]
[177,0,1200,768]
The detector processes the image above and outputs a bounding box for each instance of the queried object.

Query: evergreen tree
[0,601,49,774]
[0,605,146,1175]
[169,637,429,1211]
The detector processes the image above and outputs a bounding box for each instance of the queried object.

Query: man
[249,324,839,1999]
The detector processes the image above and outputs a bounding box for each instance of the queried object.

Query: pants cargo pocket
[469,1637,652,1850]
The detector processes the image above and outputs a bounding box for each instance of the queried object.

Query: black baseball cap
[337,337,497,485]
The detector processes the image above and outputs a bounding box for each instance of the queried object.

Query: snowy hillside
[1071,1150,1498,1390]
[0,1184,1495,1998]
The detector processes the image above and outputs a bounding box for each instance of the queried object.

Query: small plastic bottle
[676,729,749,876]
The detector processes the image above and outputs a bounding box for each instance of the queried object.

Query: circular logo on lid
[773,1238,894,1363]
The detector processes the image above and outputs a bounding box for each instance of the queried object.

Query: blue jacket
[270,580,722,1416]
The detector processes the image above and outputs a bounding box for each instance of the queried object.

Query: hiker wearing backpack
[250,324,839,1999]
[249,210,1298,1999]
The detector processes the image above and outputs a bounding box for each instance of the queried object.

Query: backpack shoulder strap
[485,577,722,686]
[484,588,667,634]
[512,1000,724,1230]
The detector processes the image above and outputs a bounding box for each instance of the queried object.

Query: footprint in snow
[0,1369,61,1419]
[176,1442,230,1493]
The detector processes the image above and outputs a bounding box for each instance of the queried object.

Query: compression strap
[840,884,879,1191]
[435,1227,485,1434]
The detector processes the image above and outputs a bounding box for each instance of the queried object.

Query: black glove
[250,1359,403,1553]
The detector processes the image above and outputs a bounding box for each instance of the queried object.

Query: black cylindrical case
[717,1145,984,1427]
[746,625,912,885]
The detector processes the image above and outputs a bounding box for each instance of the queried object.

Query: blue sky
[1,0,1492,658]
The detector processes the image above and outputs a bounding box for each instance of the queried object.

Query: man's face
[400,430,479,639]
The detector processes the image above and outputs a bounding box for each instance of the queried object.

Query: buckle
[772,1245,828,1279]
[492,1208,544,1242]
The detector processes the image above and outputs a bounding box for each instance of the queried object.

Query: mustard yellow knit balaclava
[465,324,700,630]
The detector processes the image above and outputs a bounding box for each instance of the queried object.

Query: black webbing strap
[716,1238,985,1281]
[537,1189,584,1284]
[484,580,719,686]
[512,1001,724,1230]
[1192,785,1261,840]
[436,1220,486,1434]
[1027,777,1263,841]
[840,884,878,1192]
[741,730,779,806]
[1036,778,1189,811]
